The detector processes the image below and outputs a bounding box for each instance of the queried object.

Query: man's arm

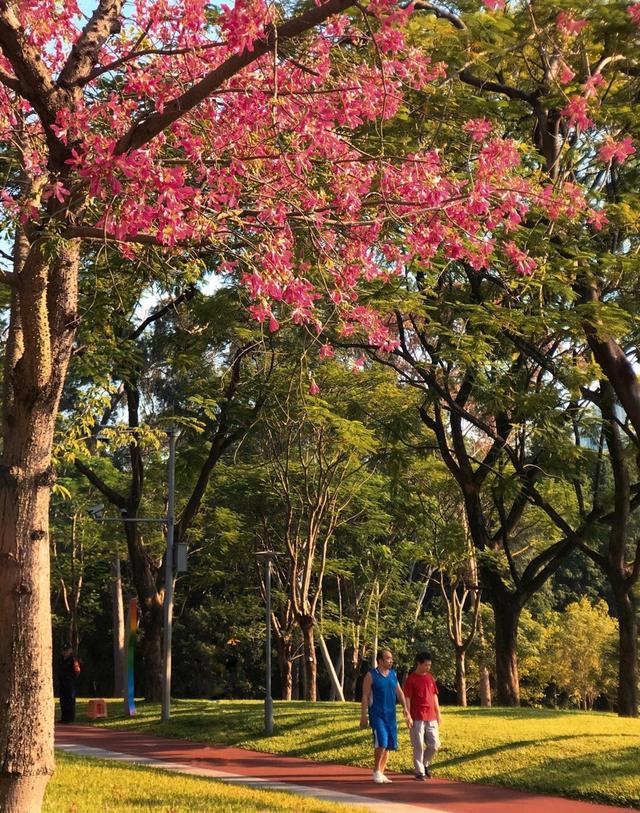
[360,672,372,729]
[396,683,413,727]
[434,692,441,725]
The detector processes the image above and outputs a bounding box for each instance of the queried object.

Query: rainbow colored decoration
[126,598,138,717]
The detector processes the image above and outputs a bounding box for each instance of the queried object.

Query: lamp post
[256,551,275,735]
[87,425,179,721]
[161,426,176,722]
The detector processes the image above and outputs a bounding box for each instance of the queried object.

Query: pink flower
[268,316,280,333]
[628,3,640,26]
[504,241,536,276]
[309,379,320,396]
[598,136,636,164]
[464,117,493,142]
[582,73,605,98]
[561,97,593,130]
[556,11,588,35]
[319,343,335,360]
[483,0,506,9]
[587,209,609,231]
[559,62,575,85]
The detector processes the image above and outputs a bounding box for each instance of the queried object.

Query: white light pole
[87,426,181,722]
[257,551,275,734]
[161,426,176,722]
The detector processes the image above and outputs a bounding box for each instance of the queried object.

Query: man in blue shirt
[359,649,412,783]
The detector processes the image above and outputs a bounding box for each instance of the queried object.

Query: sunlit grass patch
[84,699,640,808]
[45,751,366,813]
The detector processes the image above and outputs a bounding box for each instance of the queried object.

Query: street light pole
[161,427,176,722]
[264,552,274,735]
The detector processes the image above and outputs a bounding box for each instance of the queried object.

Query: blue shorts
[370,716,397,751]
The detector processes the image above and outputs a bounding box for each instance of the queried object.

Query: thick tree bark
[139,594,163,701]
[0,469,55,811]
[492,599,521,706]
[611,579,638,717]
[274,633,293,701]
[0,240,79,811]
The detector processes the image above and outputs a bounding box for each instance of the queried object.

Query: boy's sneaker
[424,767,433,779]
[380,774,393,783]
[372,771,385,783]
[414,773,425,781]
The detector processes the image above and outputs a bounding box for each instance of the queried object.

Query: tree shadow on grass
[438,732,638,769]
[469,744,640,808]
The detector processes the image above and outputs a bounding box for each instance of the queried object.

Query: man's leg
[371,719,389,781]
[410,720,426,777]
[423,721,441,776]
[375,747,388,774]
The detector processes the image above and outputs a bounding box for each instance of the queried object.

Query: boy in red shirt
[403,651,441,780]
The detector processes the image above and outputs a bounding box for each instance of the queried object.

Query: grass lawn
[44,751,363,812]
[73,699,640,809]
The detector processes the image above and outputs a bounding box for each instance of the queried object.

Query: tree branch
[114,0,357,155]
[411,0,466,29]
[74,458,127,509]
[57,0,124,88]
[128,286,197,340]
[458,68,537,105]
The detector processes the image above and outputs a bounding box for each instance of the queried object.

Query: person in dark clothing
[58,642,80,723]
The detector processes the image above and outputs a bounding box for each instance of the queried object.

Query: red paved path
[55,725,635,813]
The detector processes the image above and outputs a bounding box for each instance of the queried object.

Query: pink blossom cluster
[0,0,603,354]
[561,96,594,130]
[629,3,640,26]
[556,11,588,35]
[464,118,493,142]
[598,136,636,164]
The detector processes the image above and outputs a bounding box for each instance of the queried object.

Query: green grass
[44,751,364,812]
[77,698,640,808]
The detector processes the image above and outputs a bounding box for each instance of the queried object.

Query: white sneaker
[372,770,385,783]
[381,774,393,783]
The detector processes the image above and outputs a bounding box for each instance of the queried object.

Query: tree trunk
[111,549,126,698]
[455,648,467,707]
[299,617,317,701]
[140,598,163,701]
[123,522,163,700]
[477,614,492,707]
[344,646,360,701]
[612,580,638,717]
[274,635,293,701]
[0,467,55,811]
[0,240,79,811]
[479,665,492,707]
[492,600,521,706]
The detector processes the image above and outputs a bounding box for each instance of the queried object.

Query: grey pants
[410,720,440,775]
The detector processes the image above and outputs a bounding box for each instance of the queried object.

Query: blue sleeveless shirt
[369,667,398,721]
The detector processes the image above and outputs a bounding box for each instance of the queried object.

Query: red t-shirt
[404,671,439,721]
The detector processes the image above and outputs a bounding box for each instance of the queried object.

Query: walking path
[55,725,635,813]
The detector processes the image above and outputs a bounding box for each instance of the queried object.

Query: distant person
[359,649,412,783]
[58,642,81,724]
[403,651,441,780]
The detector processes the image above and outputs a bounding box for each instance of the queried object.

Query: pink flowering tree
[0,0,566,806]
